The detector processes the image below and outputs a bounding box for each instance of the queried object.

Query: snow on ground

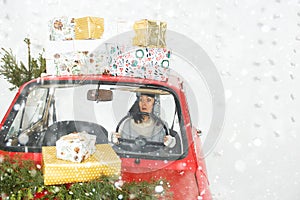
[0,0,299,199]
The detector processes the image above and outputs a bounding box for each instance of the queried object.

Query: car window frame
[0,79,189,160]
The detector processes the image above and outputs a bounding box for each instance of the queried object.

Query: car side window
[21,88,48,130]
[5,101,25,141]
[6,88,48,139]
[5,88,48,144]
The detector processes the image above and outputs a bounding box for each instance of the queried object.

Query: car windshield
[0,79,187,160]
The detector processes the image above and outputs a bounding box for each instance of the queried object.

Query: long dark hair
[129,93,155,123]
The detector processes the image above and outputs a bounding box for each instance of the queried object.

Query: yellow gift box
[74,17,104,40]
[42,144,121,185]
[133,19,167,48]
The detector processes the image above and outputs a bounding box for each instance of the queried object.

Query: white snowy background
[0,0,299,199]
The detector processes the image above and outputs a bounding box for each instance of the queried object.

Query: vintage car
[0,72,212,199]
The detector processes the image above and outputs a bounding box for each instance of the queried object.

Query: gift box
[133,19,167,48]
[49,16,104,41]
[46,50,107,75]
[42,144,121,185]
[56,131,96,163]
[109,47,171,81]
[49,16,75,41]
[75,17,104,40]
[106,43,132,72]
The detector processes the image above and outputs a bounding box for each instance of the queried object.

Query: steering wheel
[115,112,169,151]
[119,135,164,147]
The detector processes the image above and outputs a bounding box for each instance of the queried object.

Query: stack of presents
[46,17,171,81]
[42,17,172,185]
[42,131,121,185]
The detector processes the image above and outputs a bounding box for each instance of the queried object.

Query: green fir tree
[0,38,46,90]
[0,155,172,199]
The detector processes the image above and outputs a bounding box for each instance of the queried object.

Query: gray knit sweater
[120,117,165,143]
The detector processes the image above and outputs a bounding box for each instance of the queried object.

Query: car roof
[25,72,184,90]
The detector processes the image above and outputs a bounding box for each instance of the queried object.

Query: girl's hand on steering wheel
[110,132,121,144]
[164,135,176,148]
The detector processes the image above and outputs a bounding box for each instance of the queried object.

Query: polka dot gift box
[42,144,121,185]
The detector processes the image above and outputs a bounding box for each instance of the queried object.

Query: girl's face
[139,95,155,113]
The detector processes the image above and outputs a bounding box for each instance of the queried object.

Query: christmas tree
[0,38,46,90]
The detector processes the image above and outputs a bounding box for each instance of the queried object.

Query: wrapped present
[42,144,121,185]
[133,19,167,48]
[46,50,107,75]
[49,16,104,41]
[75,17,104,40]
[106,43,132,70]
[49,16,75,41]
[56,131,96,163]
[109,47,171,81]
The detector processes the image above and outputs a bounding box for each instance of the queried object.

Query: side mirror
[87,89,113,101]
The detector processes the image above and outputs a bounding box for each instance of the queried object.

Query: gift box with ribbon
[42,144,121,185]
[133,19,167,48]
[74,17,104,40]
[56,131,96,163]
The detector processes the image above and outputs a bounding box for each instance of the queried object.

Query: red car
[0,73,212,199]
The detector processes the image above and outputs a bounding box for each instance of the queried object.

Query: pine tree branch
[0,38,46,90]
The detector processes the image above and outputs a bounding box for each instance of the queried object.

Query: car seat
[43,120,108,146]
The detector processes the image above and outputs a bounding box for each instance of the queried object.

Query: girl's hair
[129,93,155,123]
[138,92,155,98]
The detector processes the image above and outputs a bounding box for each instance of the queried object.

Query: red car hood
[120,157,210,199]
